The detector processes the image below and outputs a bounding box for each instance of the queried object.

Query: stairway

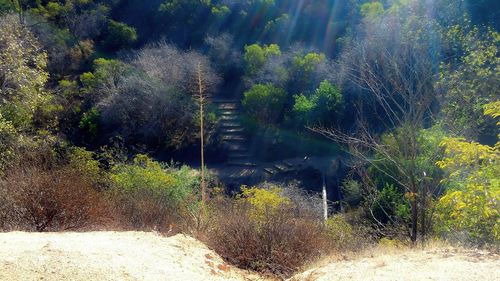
[214,100,256,167]
[263,160,296,176]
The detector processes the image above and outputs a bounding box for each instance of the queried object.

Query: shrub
[207,200,325,277]
[110,155,199,231]
[435,137,499,245]
[240,185,291,223]
[103,20,137,50]
[242,83,287,124]
[293,80,343,126]
[206,185,328,277]
[325,215,355,249]
[0,165,110,231]
[244,43,281,76]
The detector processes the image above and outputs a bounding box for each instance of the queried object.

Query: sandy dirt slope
[291,246,500,281]
[0,232,499,281]
[0,232,264,281]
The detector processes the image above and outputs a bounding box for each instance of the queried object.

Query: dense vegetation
[0,0,498,277]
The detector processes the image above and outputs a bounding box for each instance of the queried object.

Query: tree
[191,60,219,204]
[103,20,137,50]
[360,2,384,20]
[0,14,49,129]
[243,43,281,76]
[435,101,500,244]
[94,42,219,153]
[437,26,499,140]
[293,80,343,126]
[242,83,287,124]
[312,1,441,244]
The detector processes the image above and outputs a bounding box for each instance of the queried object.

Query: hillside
[0,232,498,281]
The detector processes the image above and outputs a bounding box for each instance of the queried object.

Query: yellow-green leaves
[0,14,49,129]
[437,26,499,138]
[435,101,500,244]
[243,43,281,76]
[360,2,384,20]
[240,185,290,223]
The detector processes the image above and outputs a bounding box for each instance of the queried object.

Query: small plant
[325,215,356,250]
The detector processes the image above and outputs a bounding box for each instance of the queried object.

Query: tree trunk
[322,171,328,223]
[411,193,418,244]
[198,63,206,204]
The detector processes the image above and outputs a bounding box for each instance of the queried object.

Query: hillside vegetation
[0,0,499,279]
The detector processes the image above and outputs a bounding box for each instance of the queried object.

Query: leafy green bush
[103,20,137,50]
[242,83,286,124]
[371,183,411,226]
[79,108,100,137]
[435,139,499,244]
[244,43,281,76]
[341,179,362,207]
[293,80,343,125]
[110,155,199,230]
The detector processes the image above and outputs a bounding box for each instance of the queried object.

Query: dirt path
[0,232,498,281]
[291,246,500,281]
[0,232,263,281]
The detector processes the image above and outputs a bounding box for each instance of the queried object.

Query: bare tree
[312,3,441,244]
[188,56,220,204]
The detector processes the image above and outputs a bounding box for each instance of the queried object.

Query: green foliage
[290,52,326,91]
[435,103,500,244]
[0,14,49,129]
[0,0,15,14]
[0,113,17,172]
[68,147,106,187]
[293,80,343,125]
[79,108,99,137]
[372,183,411,225]
[111,155,198,207]
[244,43,281,76]
[292,52,325,75]
[438,26,499,139]
[104,20,137,50]
[325,215,355,248]
[360,2,384,19]
[434,102,500,243]
[80,58,127,98]
[435,138,499,244]
[242,83,286,124]
[341,179,362,207]
[211,5,230,17]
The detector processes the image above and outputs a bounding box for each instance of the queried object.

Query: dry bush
[0,166,111,231]
[206,199,327,278]
[109,188,181,233]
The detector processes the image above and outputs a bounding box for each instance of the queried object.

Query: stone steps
[215,100,255,167]
[221,122,242,128]
[226,161,258,167]
[221,135,246,141]
[222,128,245,133]
[220,115,239,121]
